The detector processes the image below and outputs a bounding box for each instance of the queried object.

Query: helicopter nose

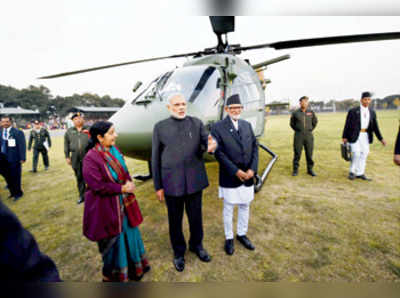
[109,101,170,160]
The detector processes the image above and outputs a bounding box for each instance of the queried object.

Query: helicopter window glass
[160,65,221,109]
[231,70,261,108]
[131,78,159,104]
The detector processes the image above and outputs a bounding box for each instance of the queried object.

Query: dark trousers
[8,162,23,197]
[32,148,49,171]
[293,132,314,171]
[72,162,85,198]
[0,155,12,194]
[165,191,204,257]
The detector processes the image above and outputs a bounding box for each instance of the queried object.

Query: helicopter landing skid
[254,143,278,193]
[133,174,152,181]
[133,161,152,181]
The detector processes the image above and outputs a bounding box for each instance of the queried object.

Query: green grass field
[1,110,399,281]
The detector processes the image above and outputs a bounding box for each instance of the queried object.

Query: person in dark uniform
[211,94,259,256]
[290,96,318,177]
[394,118,400,166]
[342,91,386,180]
[0,201,61,281]
[64,112,90,204]
[0,115,26,201]
[28,120,51,172]
[152,93,217,272]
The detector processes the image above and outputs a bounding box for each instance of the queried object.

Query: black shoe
[189,247,212,262]
[292,169,298,176]
[236,235,255,250]
[307,169,317,177]
[29,170,37,173]
[77,197,84,204]
[13,194,23,202]
[45,167,49,171]
[356,174,372,181]
[348,172,355,180]
[224,239,234,255]
[307,170,317,177]
[173,256,185,272]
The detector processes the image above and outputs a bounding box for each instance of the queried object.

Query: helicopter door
[229,70,265,137]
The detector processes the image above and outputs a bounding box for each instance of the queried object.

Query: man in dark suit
[211,94,258,255]
[342,92,386,180]
[394,119,400,166]
[0,115,26,200]
[152,93,216,272]
[0,201,61,281]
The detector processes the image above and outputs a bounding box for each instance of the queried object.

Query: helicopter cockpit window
[131,71,173,105]
[231,71,261,109]
[160,65,221,111]
[131,78,158,104]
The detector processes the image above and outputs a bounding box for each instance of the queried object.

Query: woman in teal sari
[83,121,150,282]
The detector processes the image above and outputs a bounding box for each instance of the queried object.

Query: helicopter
[40,16,400,192]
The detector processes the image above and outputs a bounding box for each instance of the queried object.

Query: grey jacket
[152,116,209,197]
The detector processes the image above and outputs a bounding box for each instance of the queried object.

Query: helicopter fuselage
[110,54,266,161]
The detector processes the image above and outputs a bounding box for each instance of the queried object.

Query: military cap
[226,94,242,106]
[361,91,372,99]
[71,112,83,120]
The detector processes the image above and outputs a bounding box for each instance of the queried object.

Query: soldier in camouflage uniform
[28,120,51,172]
[64,112,90,204]
[290,96,318,177]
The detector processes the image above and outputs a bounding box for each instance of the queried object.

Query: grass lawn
[1,110,399,281]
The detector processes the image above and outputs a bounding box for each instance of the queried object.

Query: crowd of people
[0,90,399,282]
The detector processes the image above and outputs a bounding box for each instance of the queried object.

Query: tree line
[0,84,125,118]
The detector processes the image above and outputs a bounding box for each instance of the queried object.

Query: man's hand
[66,158,71,165]
[394,154,400,166]
[236,169,247,182]
[156,189,165,202]
[246,169,254,180]
[342,138,348,144]
[20,160,25,164]
[381,139,387,146]
[207,135,217,153]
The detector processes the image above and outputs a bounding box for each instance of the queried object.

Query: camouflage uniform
[64,126,89,200]
[28,128,51,171]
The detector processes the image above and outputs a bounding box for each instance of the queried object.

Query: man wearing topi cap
[342,92,386,180]
[64,112,90,204]
[211,94,259,255]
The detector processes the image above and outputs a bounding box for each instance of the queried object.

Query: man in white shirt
[211,94,258,255]
[342,92,386,180]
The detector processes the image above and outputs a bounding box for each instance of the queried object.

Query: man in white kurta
[342,91,386,180]
[211,94,258,255]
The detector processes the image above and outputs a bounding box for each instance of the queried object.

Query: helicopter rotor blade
[38,51,204,79]
[237,32,400,51]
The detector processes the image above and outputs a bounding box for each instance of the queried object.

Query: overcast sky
[1,1,400,107]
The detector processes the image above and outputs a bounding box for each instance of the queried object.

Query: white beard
[230,114,241,121]
[170,111,186,119]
